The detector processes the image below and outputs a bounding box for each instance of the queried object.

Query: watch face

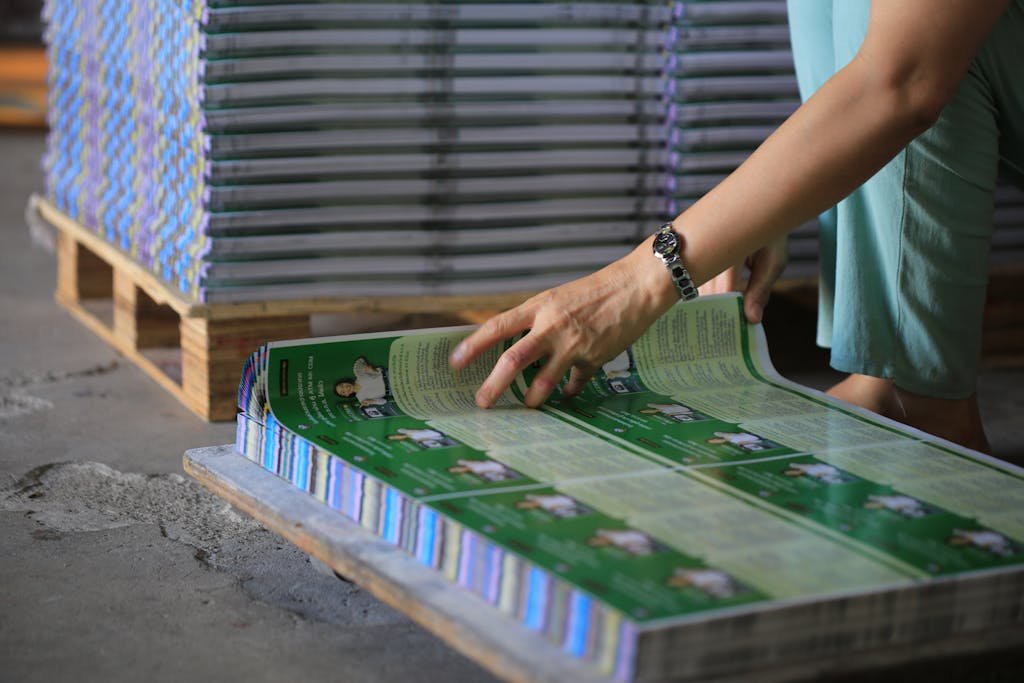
[653,229,678,256]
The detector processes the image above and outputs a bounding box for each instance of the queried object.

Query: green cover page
[259,294,1024,624]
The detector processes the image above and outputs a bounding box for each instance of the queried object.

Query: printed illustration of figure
[334,356,389,407]
[707,431,774,452]
[599,348,645,394]
[784,462,847,484]
[640,402,703,423]
[949,529,1018,557]
[515,493,589,519]
[387,427,457,449]
[448,458,520,483]
[603,350,632,379]
[588,528,657,556]
[864,494,930,519]
[668,568,743,599]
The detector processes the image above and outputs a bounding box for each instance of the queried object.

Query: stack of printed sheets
[43,0,1023,303]
[43,0,801,303]
[235,294,1024,681]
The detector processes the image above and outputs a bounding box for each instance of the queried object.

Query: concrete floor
[0,129,498,683]
[1,128,1022,682]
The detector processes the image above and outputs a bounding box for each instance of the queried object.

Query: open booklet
[235,294,1024,682]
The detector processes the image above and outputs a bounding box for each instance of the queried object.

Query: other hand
[698,237,788,324]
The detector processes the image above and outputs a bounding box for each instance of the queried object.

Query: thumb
[743,243,787,323]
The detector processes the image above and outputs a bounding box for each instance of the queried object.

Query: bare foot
[827,374,991,453]
[826,374,897,416]
[890,386,991,454]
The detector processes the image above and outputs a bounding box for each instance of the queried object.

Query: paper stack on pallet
[234,294,1024,681]
[42,0,800,303]
[41,0,1024,303]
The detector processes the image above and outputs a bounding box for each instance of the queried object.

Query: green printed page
[264,294,1024,625]
[263,326,767,621]
[265,330,547,497]
[431,485,767,620]
[513,295,1024,588]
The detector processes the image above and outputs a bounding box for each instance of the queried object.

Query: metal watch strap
[654,223,698,301]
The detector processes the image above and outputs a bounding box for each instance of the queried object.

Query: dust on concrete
[0,460,405,628]
[0,392,53,418]
[0,361,120,418]
[0,359,121,390]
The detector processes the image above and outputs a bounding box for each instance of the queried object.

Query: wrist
[628,236,681,314]
[654,222,699,302]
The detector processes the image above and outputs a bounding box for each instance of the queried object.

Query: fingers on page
[451,307,530,369]
[476,334,545,409]
[562,364,599,397]
[744,249,788,324]
[524,352,575,408]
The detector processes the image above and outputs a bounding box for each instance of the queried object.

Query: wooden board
[183,444,608,683]
[48,206,312,420]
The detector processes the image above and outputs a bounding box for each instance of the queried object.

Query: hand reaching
[449,242,678,409]
[450,235,786,410]
[698,237,788,324]
[741,237,789,323]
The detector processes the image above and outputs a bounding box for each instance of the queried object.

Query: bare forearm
[452,0,1010,410]
[678,62,933,287]
[670,0,1010,290]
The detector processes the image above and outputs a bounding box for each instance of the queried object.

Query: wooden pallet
[35,196,528,421]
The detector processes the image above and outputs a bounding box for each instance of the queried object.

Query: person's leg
[786,0,838,348]
[788,1,899,422]
[827,374,895,416]
[829,374,991,453]
[821,1,1016,451]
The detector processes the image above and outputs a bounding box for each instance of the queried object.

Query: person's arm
[452,0,1010,409]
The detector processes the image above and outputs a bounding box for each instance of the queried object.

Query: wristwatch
[652,222,698,301]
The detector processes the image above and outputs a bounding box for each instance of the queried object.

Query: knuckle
[544,308,575,332]
[480,314,509,339]
[531,375,554,394]
[499,343,534,371]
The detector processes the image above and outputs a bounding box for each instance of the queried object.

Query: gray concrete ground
[0,129,497,683]
[1,128,1022,683]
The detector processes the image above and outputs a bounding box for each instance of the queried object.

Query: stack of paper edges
[43,0,805,302]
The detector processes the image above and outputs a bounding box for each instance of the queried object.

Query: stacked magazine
[235,294,1024,681]
[41,0,1024,302]
[43,0,802,303]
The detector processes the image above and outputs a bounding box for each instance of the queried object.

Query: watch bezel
[651,222,699,301]
[653,224,679,259]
